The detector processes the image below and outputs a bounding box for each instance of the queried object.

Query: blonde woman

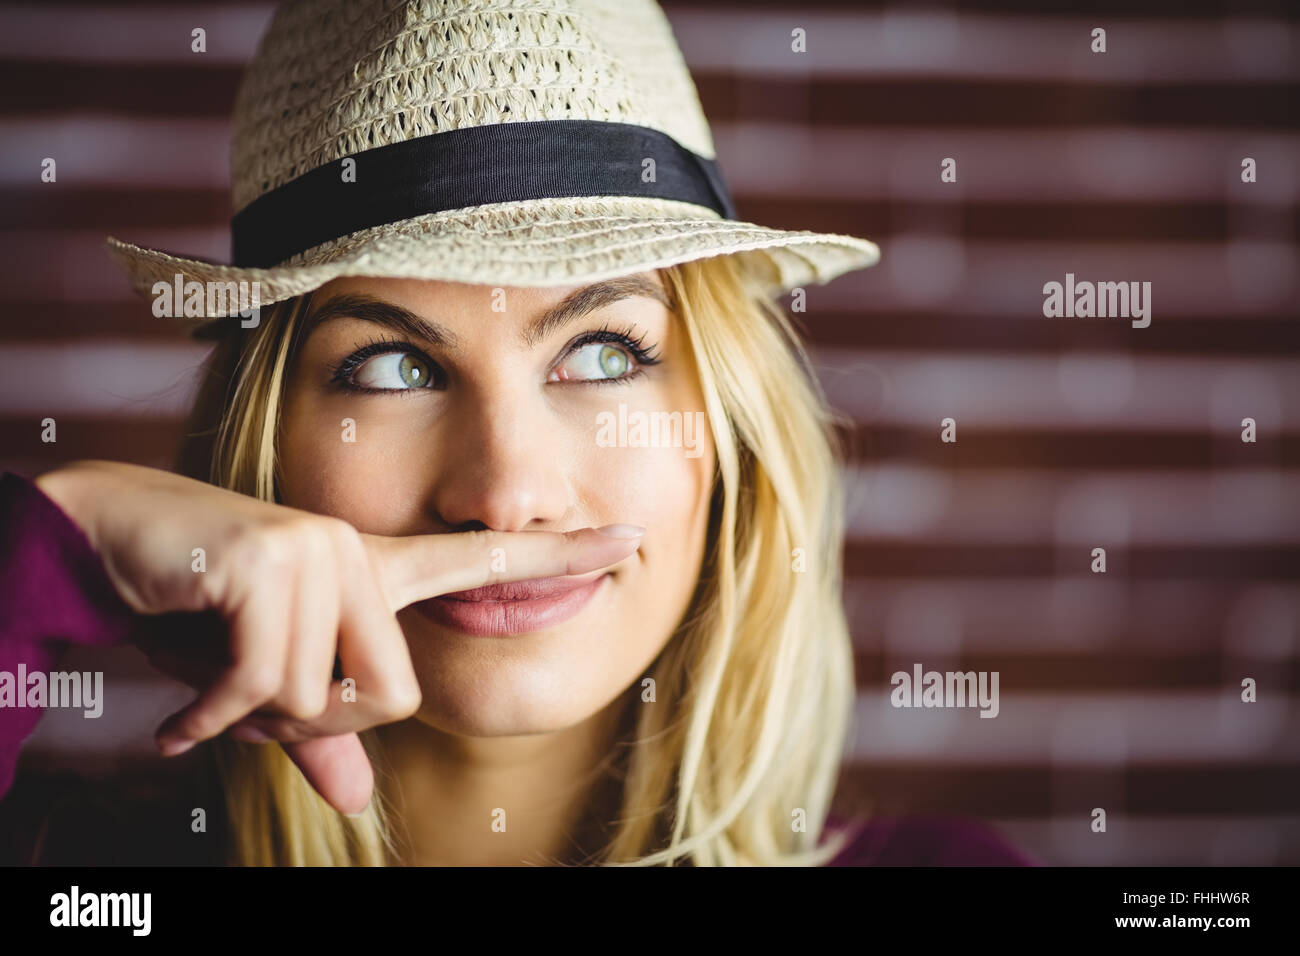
[0,0,1030,867]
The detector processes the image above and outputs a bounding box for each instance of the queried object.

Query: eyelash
[326,334,430,396]
[326,324,662,394]
[562,323,662,387]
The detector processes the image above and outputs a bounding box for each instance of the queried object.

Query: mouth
[412,570,610,636]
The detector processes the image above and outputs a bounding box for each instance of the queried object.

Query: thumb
[280,734,374,816]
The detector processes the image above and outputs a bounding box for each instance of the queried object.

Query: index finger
[362,524,645,612]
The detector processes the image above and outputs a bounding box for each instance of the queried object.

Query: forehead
[309,271,667,309]
[297,271,675,352]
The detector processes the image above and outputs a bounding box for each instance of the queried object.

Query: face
[277,272,716,736]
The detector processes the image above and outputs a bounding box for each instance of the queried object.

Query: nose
[427,385,573,533]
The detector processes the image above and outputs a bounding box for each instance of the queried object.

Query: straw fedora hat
[105,0,880,334]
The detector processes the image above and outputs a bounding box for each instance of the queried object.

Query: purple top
[0,471,136,798]
[0,470,1034,866]
[823,814,1036,866]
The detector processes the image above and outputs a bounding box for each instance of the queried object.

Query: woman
[0,0,1031,866]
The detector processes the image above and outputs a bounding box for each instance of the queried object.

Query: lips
[413,571,609,636]
[438,569,607,603]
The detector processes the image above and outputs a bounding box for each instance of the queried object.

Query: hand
[36,460,644,814]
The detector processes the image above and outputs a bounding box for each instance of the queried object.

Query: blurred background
[0,0,1296,864]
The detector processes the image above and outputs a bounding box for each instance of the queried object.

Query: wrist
[34,460,116,549]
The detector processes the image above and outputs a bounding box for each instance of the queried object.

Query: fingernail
[230,724,273,743]
[595,523,646,539]
[345,799,372,819]
[157,736,197,757]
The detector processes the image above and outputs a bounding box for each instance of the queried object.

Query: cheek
[578,439,711,559]
[278,390,434,532]
[575,421,716,645]
[575,374,714,539]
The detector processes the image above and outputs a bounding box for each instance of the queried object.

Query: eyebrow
[302,274,673,349]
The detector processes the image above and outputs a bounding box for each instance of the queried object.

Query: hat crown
[231,0,715,212]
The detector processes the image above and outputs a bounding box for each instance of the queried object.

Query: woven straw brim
[105,197,879,330]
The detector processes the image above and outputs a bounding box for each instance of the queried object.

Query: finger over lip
[362,524,639,612]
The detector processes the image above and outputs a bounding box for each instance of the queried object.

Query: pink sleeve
[0,471,138,798]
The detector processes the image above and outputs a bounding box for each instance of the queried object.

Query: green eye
[552,342,638,382]
[598,345,629,378]
[351,351,437,390]
[398,354,428,387]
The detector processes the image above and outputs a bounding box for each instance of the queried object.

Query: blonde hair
[178,254,860,865]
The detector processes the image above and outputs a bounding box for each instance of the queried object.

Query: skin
[274,270,717,864]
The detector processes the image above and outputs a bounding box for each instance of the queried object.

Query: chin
[410,673,612,738]
[413,703,597,738]
[397,611,621,737]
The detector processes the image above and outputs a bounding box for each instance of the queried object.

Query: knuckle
[279,685,328,721]
[280,702,324,723]
[298,517,341,557]
[383,681,422,718]
[275,517,320,552]
[235,664,282,704]
[319,515,362,553]
[233,526,295,574]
